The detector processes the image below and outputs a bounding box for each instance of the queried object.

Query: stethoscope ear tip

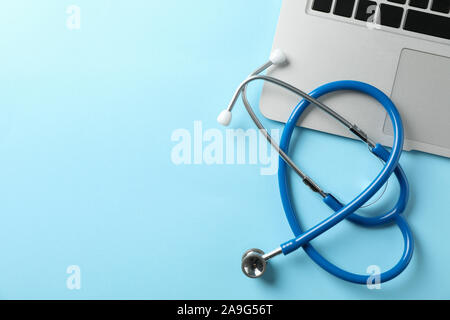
[241,249,266,278]
[217,109,232,126]
[270,49,287,66]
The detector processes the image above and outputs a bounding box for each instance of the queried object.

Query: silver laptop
[260,0,450,157]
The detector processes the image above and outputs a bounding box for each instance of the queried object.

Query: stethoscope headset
[217,50,413,285]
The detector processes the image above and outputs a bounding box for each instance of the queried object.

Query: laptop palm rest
[383,49,450,150]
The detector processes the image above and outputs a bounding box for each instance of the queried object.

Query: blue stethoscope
[217,50,414,285]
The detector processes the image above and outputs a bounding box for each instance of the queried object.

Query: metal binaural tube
[223,59,378,198]
[227,74,353,129]
[226,60,273,112]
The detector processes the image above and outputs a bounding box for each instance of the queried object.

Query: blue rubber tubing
[277,80,414,284]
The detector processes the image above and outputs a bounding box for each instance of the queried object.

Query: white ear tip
[270,49,287,65]
[217,110,232,126]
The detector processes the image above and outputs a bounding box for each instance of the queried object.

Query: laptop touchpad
[383,49,450,149]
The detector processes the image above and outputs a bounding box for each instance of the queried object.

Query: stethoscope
[217,50,414,285]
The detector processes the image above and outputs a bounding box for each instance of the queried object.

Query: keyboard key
[388,0,406,4]
[431,0,450,13]
[334,0,356,17]
[355,0,378,22]
[409,0,429,9]
[312,0,333,13]
[380,4,404,28]
[404,9,450,40]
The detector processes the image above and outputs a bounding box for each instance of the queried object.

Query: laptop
[260,0,450,157]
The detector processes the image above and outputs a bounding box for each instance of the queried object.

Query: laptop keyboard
[311,0,450,41]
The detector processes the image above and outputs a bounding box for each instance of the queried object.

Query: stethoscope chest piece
[241,249,266,278]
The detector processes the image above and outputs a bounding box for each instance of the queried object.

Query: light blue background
[0,0,449,299]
